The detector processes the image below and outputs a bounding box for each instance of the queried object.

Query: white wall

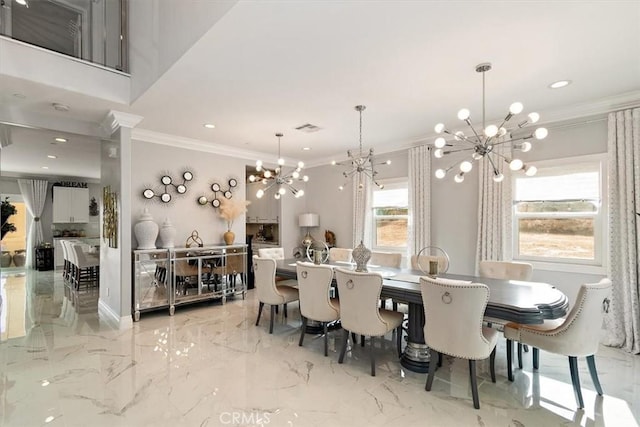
[130,140,247,247]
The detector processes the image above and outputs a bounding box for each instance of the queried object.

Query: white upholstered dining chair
[257,247,285,259]
[479,260,533,378]
[296,262,340,356]
[253,256,299,334]
[329,247,352,263]
[504,279,612,409]
[420,276,498,410]
[335,268,403,376]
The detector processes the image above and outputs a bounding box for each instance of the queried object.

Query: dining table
[275,259,569,373]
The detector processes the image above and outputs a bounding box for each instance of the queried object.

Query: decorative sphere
[435,137,446,148]
[493,173,505,183]
[460,161,473,173]
[434,149,444,158]
[457,108,470,120]
[434,123,445,134]
[256,189,264,198]
[535,127,548,139]
[484,125,498,137]
[454,173,465,183]
[528,112,540,123]
[509,102,524,114]
[521,141,532,152]
[525,165,538,176]
[435,169,446,179]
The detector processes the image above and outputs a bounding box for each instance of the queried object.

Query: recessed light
[41,166,49,169]
[302,147,311,151]
[54,137,67,143]
[549,80,571,89]
[203,123,215,129]
[47,155,57,159]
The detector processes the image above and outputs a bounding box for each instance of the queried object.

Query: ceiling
[2,1,640,179]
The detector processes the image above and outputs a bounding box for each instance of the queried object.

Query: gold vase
[223,230,235,245]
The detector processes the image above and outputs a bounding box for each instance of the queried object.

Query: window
[512,155,607,270]
[372,180,408,249]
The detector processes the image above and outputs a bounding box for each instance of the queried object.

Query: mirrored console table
[132,244,247,321]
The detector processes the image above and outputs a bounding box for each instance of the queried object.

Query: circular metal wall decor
[197,177,239,210]
[142,170,194,203]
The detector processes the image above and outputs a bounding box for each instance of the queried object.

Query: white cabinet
[246,183,279,223]
[53,187,89,223]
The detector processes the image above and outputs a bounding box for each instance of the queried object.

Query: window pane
[374,207,408,216]
[372,188,408,208]
[518,218,594,259]
[375,218,407,247]
[515,170,599,201]
[515,200,598,213]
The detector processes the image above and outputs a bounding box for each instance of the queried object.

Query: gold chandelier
[432,63,548,183]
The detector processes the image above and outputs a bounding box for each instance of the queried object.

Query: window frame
[511,153,608,274]
[371,178,409,252]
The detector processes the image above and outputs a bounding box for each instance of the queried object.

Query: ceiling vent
[295,123,321,133]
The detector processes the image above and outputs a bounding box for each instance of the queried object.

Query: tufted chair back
[335,268,392,337]
[257,247,285,260]
[253,256,287,305]
[370,251,401,268]
[329,247,353,263]
[296,262,338,322]
[479,261,533,281]
[420,276,497,360]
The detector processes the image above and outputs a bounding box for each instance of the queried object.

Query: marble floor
[0,269,638,427]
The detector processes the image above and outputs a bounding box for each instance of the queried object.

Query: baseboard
[98,298,133,330]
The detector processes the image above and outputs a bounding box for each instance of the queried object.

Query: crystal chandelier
[249,133,309,199]
[332,105,391,190]
[432,63,548,183]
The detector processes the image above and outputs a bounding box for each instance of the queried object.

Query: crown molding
[101,111,144,135]
[132,128,292,165]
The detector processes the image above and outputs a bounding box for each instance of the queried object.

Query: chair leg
[568,356,584,409]
[469,360,480,409]
[438,352,443,367]
[269,305,275,334]
[370,336,376,376]
[533,347,539,370]
[506,339,514,381]
[255,302,264,326]
[490,347,496,383]
[299,316,307,346]
[351,332,358,345]
[338,329,349,363]
[523,344,529,353]
[586,355,604,396]
[284,303,288,318]
[426,349,439,391]
[323,322,329,357]
[396,325,402,358]
[361,334,365,347]
[517,343,523,369]
[392,301,398,311]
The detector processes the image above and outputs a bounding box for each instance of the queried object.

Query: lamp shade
[298,213,319,227]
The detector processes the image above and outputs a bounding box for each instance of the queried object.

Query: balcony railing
[0,0,128,73]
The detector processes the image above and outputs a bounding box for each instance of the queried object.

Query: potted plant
[1,197,17,240]
[218,198,250,245]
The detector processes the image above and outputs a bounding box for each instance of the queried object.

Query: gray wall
[130,140,248,247]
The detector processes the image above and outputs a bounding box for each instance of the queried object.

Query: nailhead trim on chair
[421,278,494,359]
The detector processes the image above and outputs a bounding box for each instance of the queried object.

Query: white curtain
[17,179,49,268]
[603,108,640,354]
[475,145,512,271]
[352,172,373,248]
[408,145,431,254]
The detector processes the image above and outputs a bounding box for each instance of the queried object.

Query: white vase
[159,217,176,248]
[134,208,159,249]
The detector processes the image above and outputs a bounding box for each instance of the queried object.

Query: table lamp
[299,213,319,247]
